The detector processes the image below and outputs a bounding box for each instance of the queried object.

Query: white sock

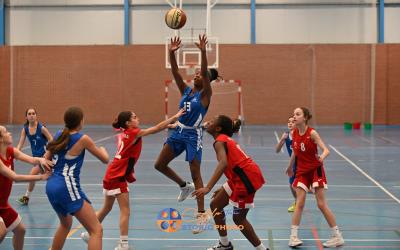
[331,226,340,236]
[219,235,229,246]
[25,191,31,197]
[255,243,267,250]
[120,235,128,246]
[291,225,299,237]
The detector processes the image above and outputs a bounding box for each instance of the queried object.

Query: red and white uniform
[215,134,265,209]
[0,147,22,232]
[292,127,327,192]
[103,128,142,196]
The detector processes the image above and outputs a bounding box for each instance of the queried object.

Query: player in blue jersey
[45,107,109,250]
[16,108,53,205]
[275,116,297,212]
[154,35,220,234]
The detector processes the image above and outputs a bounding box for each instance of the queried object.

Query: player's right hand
[169,36,181,52]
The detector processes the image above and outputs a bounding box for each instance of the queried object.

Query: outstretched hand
[169,36,182,53]
[192,187,210,199]
[195,34,208,52]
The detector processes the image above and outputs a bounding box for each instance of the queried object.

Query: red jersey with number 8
[215,134,265,193]
[104,128,142,181]
[292,127,321,174]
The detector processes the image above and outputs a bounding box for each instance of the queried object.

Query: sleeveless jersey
[178,87,208,127]
[292,127,321,174]
[24,122,48,157]
[284,131,293,157]
[104,128,142,181]
[215,134,265,193]
[0,147,14,209]
[46,131,86,202]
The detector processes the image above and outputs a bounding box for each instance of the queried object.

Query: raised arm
[16,128,26,150]
[137,109,185,137]
[195,34,212,107]
[311,130,330,162]
[275,132,288,153]
[169,37,188,95]
[41,126,53,142]
[192,141,227,198]
[81,135,109,164]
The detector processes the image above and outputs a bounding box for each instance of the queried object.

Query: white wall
[4,0,400,45]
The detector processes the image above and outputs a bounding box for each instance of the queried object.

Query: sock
[219,235,229,246]
[291,225,299,237]
[25,191,31,197]
[255,243,266,250]
[120,235,128,246]
[331,225,340,236]
[180,182,187,188]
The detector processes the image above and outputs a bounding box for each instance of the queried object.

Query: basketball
[165,8,187,29]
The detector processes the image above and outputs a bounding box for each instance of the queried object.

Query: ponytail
[46,128,70,154]
[46,106,83,154]
[218,115,242,137]
[112,111,132,130]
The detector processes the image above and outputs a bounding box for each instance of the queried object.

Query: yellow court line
[67,224,83,238]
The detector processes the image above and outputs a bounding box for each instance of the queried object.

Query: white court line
[8,195,392,202]
[12,183,379,188]
[329,144,400,204]
[6,236,400,242]
[80,159,346,163]
[378,136,400,146]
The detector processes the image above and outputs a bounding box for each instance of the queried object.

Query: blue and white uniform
[46,132,89,216]
[24,123,48,157]
[285,131,297,184]
[167,87,207,163]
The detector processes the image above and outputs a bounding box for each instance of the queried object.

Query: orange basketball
[165,8,187,30]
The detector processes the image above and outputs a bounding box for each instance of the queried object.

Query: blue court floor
[3,125,400,250]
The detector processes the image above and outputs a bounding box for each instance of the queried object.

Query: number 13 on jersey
[183,102,191,112]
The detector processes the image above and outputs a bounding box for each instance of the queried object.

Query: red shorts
[103,179,129,196]
[0,206,21,232]
[223,181,256,209]
[292,166,328,192]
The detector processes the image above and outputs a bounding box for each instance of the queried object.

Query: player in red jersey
[193,115,268,250]
[286,107,344,248]
[81,109,184,250]
[0,125,52,249]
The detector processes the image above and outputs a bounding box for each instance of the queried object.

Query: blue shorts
[289,163,297,185]
[166,128,203,163]
[46,176,90,217]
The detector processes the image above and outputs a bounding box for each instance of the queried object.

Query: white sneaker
[80,232,89,244]
[207,241,234,250]
[192,212,211,234]
[115,242,132,250]
[177,182,195,202]
[323,233,344,248]
[288,235,303,247]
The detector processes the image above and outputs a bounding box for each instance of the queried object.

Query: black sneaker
[207,241,234,250]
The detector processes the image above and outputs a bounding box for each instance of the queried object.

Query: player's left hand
[192,187,210,199]
[195,34,208,52]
